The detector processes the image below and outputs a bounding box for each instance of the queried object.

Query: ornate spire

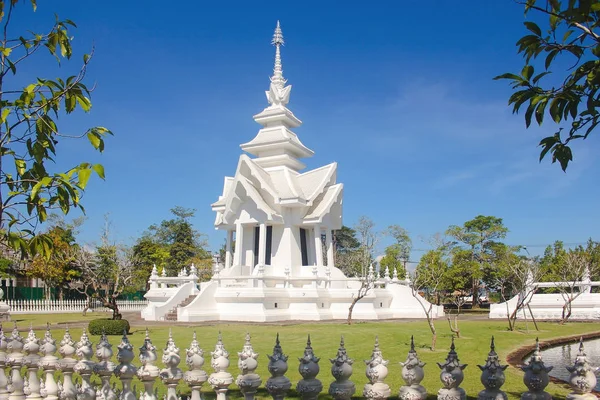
[266,21,292,106]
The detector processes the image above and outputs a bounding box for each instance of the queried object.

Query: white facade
[142,22,443,322]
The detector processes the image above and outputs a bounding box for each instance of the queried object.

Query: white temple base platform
[489,293,600,320]
[142,269,444,322]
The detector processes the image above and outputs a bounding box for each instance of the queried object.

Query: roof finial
[271,21,286,91]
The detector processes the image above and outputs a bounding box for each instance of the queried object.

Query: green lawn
[6,314,600,400]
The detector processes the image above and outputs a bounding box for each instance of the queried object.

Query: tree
[446,215,508,308]
[0,1,111,257]
[495,0,600,171]
[333,225,361,277]
[347,265,377,325]
[379,244,405,278]
[386,225,412,269]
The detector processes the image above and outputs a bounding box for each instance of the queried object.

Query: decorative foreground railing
[6,299,148,314]
[0,325,596,400]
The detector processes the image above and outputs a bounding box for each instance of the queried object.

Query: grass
[5,313,600,400]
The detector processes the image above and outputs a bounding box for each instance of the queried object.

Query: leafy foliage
[0,1,111,257]
[495,0,600,170]
[88,318,130,335]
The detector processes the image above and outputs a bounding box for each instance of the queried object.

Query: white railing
[6,299,148,314]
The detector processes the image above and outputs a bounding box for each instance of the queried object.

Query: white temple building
[141,22,443,322]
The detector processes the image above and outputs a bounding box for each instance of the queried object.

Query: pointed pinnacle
[307,334,311,346]
[272,20,284,46]
[579,337,584,353]
[491,336,495,351]
[145,328,150,339]
[275,332,280,345]
[340,335,345,347]
[192,331,197,341]
[374,336,379,349]
[450,336,456,351]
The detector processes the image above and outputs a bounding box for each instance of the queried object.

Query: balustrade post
[0,326,9,400]
[184,332,207,400]
[73,330,95,400]
[363,337,390,400]
[160,331,183,400]
[23,326,41,400]
[6,324,25,400]
[236,333,261,400]
[208,333,233,400]
[566,338,597,400]
[137,329,159,400]
[94,332,116,400]
[328,336,355,400]
[521,338,552,400]
[477,337,508,400]
[39,327,59,400]
[297,335,322,400]
[437,338,467,400]
[58,328,78,400]
[265,334,290,400]
[399,336,426,400]
[115,331,136,400]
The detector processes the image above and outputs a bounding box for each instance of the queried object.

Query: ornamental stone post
[566,338,596,400]
[159,331,183,400]
[297,335,322,400]
[58,328,78,400]
[208,333,233,400]
[399,336,426,400]
[73,330,95,400]
[363,337,390,400]
[39,327,59,400]
[437,338,467,400]
[0,326,9,400]
[94,332,116,400]
[521,338,552,400]
[328,336,355,400]
[115,331,137,400]
[477,337,508,400]
[23,327,41,400]
[137,329,159,400]
[265,334,290,400]
[7,324,25,400]
[236,333,261,400]
[183,332,207,400]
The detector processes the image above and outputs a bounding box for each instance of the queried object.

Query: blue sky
[10,1,600,260]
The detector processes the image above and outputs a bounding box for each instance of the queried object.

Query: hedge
[88,319,130,335]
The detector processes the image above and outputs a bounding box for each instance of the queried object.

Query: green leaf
[522,65,534,80]
[14,159,26,176]
[524,21,542,36]
[77,166,92,189]
[87,131,101,150]
[92,164,105,179]
[1,108,10,124]
[493,73,523,81]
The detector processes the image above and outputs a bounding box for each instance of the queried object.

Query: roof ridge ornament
[267,21,292,107]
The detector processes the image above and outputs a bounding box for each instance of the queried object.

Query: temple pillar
[225,230,233,269]
[233,222,244,266]
[325,229,334,267]
[258,223,267,266]
[314,225,323,267]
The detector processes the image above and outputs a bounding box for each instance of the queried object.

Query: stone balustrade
[6,300,148,314]
[0,325,595,400]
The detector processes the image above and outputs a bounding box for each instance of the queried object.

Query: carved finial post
[6,325,25,400]
[58,328,78,400]
[208,333,233,400]
[477,337,508,400]
[565,338,595,400]
[297,335,322,400]
[150,265,158,289]
[328,336,355,400]
[265,334,290,400]
[137,329,159,400]
[437,338,467,400]
[23,326,41,400]
[73,330,95,400]
[236,333,261,400]
[0,326,10,400]
[399,336,426,400]
[383,267,390,283]
[39,327,59,400]
[363,337,390,400]
[183,332,207,400]
[271,21,285,91]
[94,332,116,400]
[115,331,137,400]
[392,268,399,282]
[160,331,183,400]
[521,338,552,400]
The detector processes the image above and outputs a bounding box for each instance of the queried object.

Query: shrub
[88,318,130,335]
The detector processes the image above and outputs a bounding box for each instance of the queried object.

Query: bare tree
[555,252,594,324]
[347,265,376,325]
[495,259,541,331]
[447,291,467,338]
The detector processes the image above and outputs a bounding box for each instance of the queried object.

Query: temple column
[314,225,323,267]
[233,222,244,266]
[258,223,267,266]
[225,230,233,268]
[325,229,334,267]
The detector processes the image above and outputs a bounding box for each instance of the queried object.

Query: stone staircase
[163,295,197,321]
